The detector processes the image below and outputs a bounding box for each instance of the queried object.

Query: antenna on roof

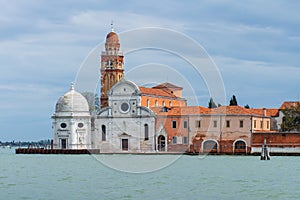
[111,20,114,32]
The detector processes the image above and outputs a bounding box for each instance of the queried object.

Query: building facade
[52,84,92,149]
[97,79,156,153]
[52,28,300,154]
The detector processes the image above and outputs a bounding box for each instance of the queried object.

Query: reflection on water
[1,148,299,200]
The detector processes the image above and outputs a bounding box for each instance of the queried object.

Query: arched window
[101,125,106,141]
[144,124,149,141]
[203,140,218,151]
[235,141,246,149]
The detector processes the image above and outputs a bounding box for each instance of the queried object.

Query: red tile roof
[279,101,300,110]
[152,82,183,90]
[151,106,210,116]
[151,105,274,116]
[250,108,279,117]
[139,86,178,98]
[210,106,253,115]
[151,106,278,117]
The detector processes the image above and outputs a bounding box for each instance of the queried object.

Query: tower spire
[100,28,124,108]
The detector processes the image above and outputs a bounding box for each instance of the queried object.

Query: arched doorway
[202,140,218,153]
[233,140,247,154]
[158,135,166,151]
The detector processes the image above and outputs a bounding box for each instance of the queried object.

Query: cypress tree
[208,97,217,108]
[229,95,238,106]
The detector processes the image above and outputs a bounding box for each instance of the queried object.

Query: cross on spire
[110,21,114,32]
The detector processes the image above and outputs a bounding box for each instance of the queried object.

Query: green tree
[208,97,217,108]
[281,104,300,132]
[229,95,238,106]
[244,104,250,109]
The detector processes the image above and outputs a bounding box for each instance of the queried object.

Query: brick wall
[252,132,300,148]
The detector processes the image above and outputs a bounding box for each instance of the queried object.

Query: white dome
[55,84,89,113]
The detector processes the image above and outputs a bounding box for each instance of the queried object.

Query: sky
[0,0,300,141]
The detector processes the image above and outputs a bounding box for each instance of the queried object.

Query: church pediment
[118,132,131,137]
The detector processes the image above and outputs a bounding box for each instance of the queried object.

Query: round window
[120,102,130,113]
[60,123,67,128]
[78,123,84,128]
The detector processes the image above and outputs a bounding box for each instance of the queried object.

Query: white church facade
[96,79,156,153]
[52,79,156,153]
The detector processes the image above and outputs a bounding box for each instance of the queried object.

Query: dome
[106,31,119,43]
[55,84,89,113]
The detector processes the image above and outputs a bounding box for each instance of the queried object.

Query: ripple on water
[57,176,73,182]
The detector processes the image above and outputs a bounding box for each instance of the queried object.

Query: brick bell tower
[100,25,124,108]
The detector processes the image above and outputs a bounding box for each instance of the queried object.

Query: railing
[101,51,123,56]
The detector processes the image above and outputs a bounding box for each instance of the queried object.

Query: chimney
[263,108,267,117]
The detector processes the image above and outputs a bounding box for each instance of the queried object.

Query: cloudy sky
[0,0,300,141]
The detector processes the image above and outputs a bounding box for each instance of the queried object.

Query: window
[267,121,270,129]
[155,100,158,107]
[172,121,177,128]
[60,123,67,129]
[162,101,165,107]
[213,120,217,128]
[260,121,263,129]
[101,125,106,141]
[78,123,84,128]
[203,140,217,150]
[184,121,188,128]
[169,101,172,106]
[172,136,177,144]
[183,136,188,144]
[147,99,150,108]
[144,124,149,141]
[240,120,244,128]
[254,120,257,128]
[120,102,130,113]
[195,120,201,128]
[235,141,246,149]
[177,136,182,144]
[226,120,230,128]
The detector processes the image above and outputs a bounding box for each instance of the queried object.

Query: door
[158,135,166,151]
[61,139,67,149]
[122,139,128,151]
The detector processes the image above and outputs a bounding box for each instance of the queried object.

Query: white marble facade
[52,84,92,149]
[97,79,156,153]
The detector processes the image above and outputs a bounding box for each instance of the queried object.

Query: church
[52,28,300,154]
[52,28,186,153]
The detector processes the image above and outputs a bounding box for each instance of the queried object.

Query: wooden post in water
[261,138,270,160]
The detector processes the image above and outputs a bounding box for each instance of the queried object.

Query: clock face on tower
[120,102,130,113]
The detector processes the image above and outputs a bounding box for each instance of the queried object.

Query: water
[1,148,300,200]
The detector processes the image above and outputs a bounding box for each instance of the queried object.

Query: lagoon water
[1,148,300,200]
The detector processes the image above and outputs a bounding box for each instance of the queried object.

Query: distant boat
[261,138,270,160]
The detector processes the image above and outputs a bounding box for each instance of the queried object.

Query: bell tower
[100,25,124,108]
